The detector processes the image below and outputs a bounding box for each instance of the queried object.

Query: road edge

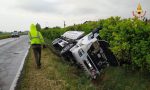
[9,45,30,90]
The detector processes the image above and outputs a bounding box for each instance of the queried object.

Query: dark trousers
[32,44,41,68]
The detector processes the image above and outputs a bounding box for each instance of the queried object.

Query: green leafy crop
[41,16,150,71]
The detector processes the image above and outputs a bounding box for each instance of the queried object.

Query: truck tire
[103,48,118,66]
[98,40,118,66]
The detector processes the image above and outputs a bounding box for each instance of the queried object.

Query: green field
[16,48,150,90]
[0,33,11,40]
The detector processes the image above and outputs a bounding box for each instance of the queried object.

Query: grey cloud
[74,7,100,15]
[15,0,150,18]
[15,0,113,16]
[16,0,62,14]
[61,0,110,16]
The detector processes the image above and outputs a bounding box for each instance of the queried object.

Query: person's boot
[37,65,41,69]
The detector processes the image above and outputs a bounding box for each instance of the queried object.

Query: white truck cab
[52,26,118,79]
[11,31,20,37]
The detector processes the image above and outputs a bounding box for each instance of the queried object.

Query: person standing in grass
[28,24,45,69]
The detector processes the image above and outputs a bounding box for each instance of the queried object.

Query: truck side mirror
[91,26,103,39]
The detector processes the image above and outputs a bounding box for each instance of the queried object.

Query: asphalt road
[0,36,30,90]
[0,38,17,47]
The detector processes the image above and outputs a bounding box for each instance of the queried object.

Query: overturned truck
[52,26,118,79]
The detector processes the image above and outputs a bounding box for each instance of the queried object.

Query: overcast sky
[0,0,149,32]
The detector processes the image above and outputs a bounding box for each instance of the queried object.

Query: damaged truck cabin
[52,26,118,79]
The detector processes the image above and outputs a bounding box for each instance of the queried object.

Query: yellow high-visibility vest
[28,24,45,45]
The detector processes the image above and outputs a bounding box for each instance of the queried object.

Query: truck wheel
[103,48,118,66]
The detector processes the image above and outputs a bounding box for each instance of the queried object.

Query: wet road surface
[0,38,17,46]
[0,36,30,90]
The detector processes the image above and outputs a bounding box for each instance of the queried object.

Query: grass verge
[16,48,150,90]
[16,48,95,90]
